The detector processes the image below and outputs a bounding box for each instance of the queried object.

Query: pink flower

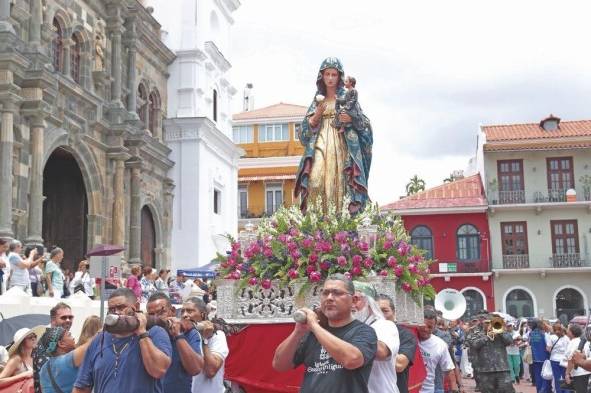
[417,278,427,287]
[398,241,410,256]
[408,263,418,274]
[302,238,314,249]
[379,269,389,277]
[231,250,239,258]
[337,256,347,267]
[309,253,319,264]
[344,272,352,280]
[289,227,300,237]
[309,271,321,282]
[227,258,237,267]
[261,279,272,289]
[340,243,350,253]
[351,266,362,276]
[358,241,369,252]
[387,256,398,268]
[334,231,348,244]
[248,277,258,286]
[287,242,298,251]
[385,232,395,242]
[352,255,363,266]
[229,270,241,280]
[306,265,317,274]
[278,234,288,243]
[290,249,302,260]
[363,258,374,268]
[314,243,323,253]
[320,261,331,271]
[288,268,299,279]
[263,247,273,258]
[401,282,412,292]
[383,240,393,250]
[231,242,241,251]
[248,266,256,274]
[236,263,244,271]
[321,241,332,253]
[394,266,404,277]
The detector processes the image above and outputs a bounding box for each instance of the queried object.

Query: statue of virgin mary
[294,57,373,214]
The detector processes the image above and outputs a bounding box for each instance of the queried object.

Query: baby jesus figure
[333,76,358,133]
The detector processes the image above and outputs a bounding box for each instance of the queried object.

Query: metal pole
[100,256,107,322]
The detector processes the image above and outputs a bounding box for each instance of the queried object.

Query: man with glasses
[73,288,172,393]
[33,302,74,393]
[273,273,378,393]
[146,292,203,393]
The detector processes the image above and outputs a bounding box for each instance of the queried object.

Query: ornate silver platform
[215,278,424,324]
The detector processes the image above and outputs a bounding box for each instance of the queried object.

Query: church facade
[0,0,175,272]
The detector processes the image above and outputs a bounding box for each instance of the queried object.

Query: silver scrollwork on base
[215,277,424,325]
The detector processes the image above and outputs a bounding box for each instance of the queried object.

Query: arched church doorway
[42,148,88,273]
[141,206,156,268]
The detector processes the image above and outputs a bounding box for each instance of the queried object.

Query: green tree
[406,175,426,195]
[444,173,457,183]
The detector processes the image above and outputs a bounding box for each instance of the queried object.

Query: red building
[381,174,494,319]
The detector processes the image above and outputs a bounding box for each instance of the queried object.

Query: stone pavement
[461,376,537,393]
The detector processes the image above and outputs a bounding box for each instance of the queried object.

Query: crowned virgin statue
[294,57,373,214]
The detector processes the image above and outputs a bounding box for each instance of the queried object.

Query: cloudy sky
[227,0,591,205]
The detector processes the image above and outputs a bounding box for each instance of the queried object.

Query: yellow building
[232,103,308,229]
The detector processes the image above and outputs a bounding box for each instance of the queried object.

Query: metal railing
[499,190,526,204]
[551,253,584,268]
[502,254,530,269]
[488,188,574,204]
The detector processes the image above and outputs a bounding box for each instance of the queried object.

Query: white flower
[315,94,325,103]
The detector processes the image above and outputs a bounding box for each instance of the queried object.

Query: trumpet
[486,316,506,340]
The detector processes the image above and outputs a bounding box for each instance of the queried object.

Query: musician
[467,314,514,393]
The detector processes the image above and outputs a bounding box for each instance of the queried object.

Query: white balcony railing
[551,253,584,268]
[502,254,530,269]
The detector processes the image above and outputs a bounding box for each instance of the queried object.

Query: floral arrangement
[216,199,435,301]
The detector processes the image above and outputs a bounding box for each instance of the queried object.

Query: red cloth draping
[225,323,426,393]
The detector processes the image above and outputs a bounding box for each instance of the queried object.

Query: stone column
[25,115,45,245]
[0,103,15,238]
[63,38,72,78]
[111,29,122,104]
[127,160,142,264]
[126,44,137,113]
[29,0,42,44]
[111,158,126,246]
[0,0,14,33]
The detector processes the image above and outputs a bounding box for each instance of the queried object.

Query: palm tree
[406,175,426,196]
[444,173,456,183]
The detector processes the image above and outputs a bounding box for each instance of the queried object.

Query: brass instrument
[486,316,505,340]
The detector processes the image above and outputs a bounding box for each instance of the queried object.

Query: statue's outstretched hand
[310,103,326,128]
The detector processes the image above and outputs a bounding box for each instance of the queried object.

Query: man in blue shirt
[73,288,172,393]
[146,292,203,393]
[529,319,551,393]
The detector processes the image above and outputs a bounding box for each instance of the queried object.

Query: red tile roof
[233,103,308,121]
[482,119,591,142]
[381,174,487,211]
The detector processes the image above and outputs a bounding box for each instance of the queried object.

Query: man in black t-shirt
[378,294,418,393]
[273,274,378,393]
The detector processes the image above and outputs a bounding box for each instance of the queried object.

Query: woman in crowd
[125,264,142,300]
[140,266,157,302]
[565,323,590,393]
[548,322,569,393]
[7,241,42,294]
[29,260,44,298]
[77,316,101,347]
[45,248,65,298]
[38,327,95,393]
[154,268,169,293]
[69,260,95,298]
[0,326,44,387]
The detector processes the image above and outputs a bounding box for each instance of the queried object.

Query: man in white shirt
[189,297,229,393]
[352,282,400,393]
[418,309,458,393]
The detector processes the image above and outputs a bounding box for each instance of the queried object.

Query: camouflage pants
[478,371,515,393]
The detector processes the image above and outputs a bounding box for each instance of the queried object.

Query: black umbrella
[0,314,50,346]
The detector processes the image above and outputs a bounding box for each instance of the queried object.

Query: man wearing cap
[273,273,378,393]
[352,282,400,393]
[468,313,514,393]
[465,312,488,391]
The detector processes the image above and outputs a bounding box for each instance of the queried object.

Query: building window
[555,288,585,325]
[547,157,574,192]
[501,222,529,268]
[551,220,579,255]
[456,224,480,261]
[258,124,289,142]
[238,186,248,218]
[265,183,283,216]
[70,33,81,83]
[232,126,254,144]
[505,288,534,318]
[213,89,218,122]
[462,289,485,321]
[410,225,433,259]
[149,90,161,135]
[497,159,524,203]
[52,18,64,72]
[213,188,221,214]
